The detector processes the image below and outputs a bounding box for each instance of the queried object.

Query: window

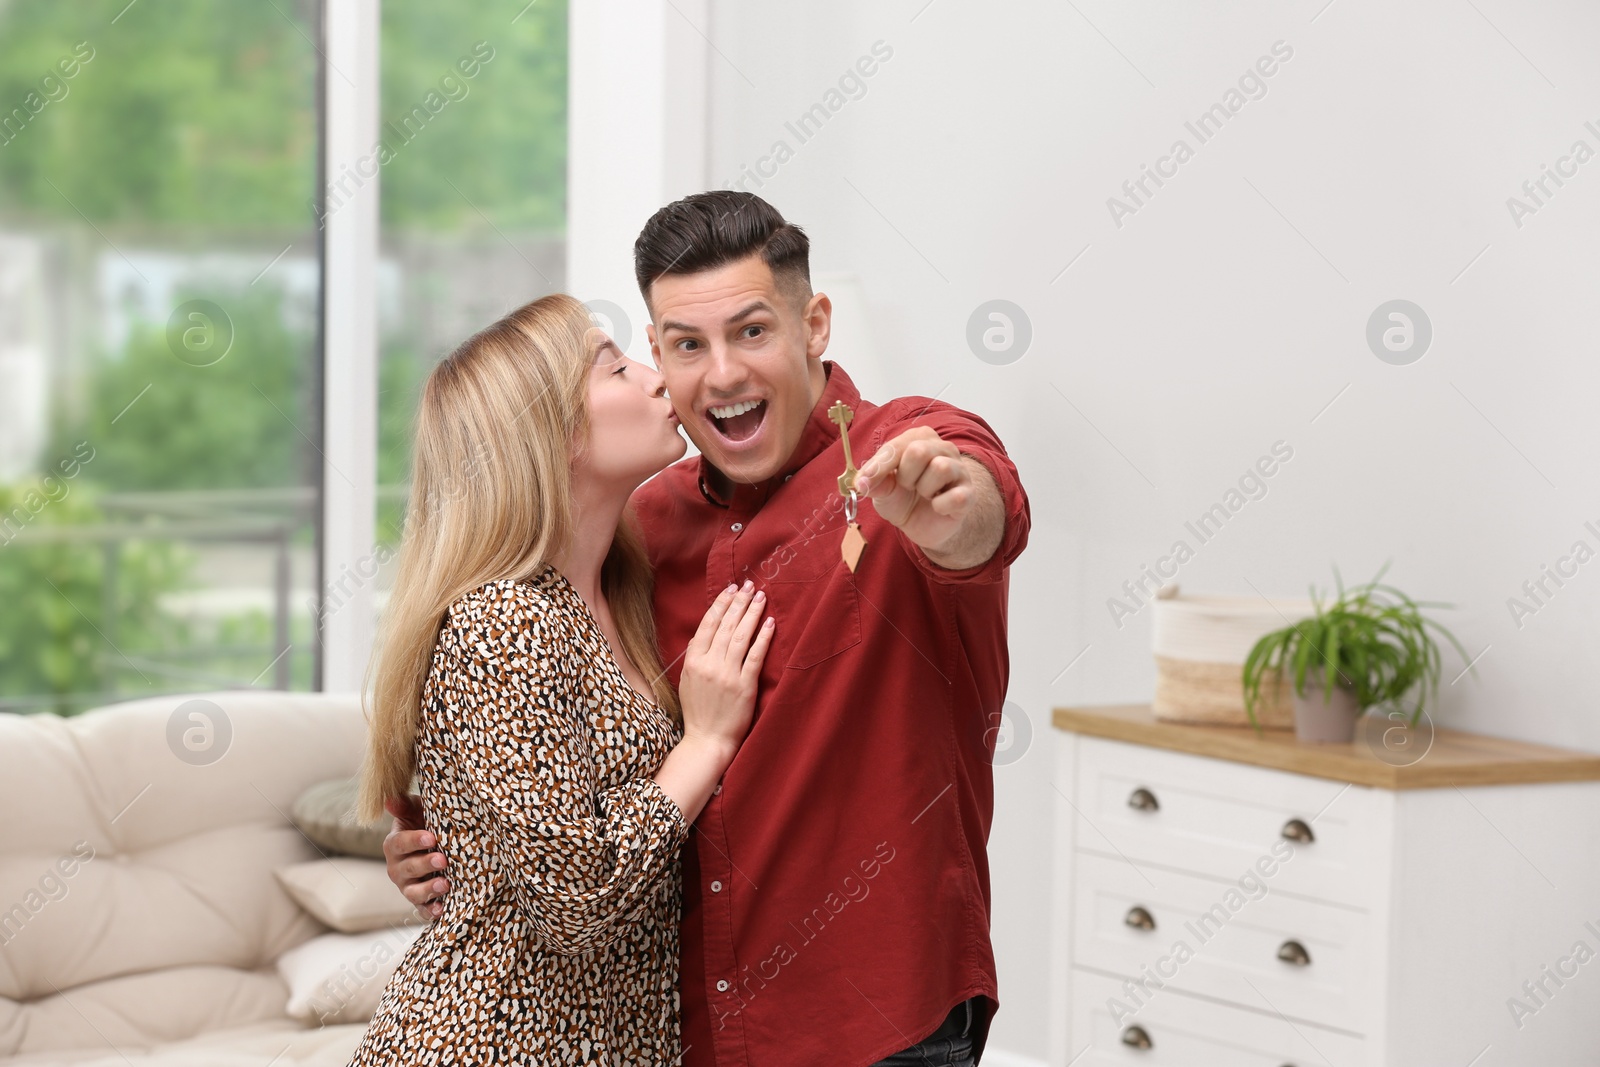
[374,1,568,559]
[0,0,324,714]
[0,0,570,715]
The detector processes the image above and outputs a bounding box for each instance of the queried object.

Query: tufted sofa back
[0,691,366,1058]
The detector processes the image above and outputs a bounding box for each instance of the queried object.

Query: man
[384,191,1030,1066]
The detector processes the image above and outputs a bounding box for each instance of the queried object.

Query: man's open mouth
[708,399,767,443]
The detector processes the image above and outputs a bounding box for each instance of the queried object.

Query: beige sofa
[0,690,375,1065]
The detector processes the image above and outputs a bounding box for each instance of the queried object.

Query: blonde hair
[357,293,679,823]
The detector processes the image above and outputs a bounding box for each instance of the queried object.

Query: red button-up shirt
[631,363,1030,1067]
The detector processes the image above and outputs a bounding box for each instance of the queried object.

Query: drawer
[1071,852,1371,1035]
[1068,969,1368,1067]
[1074,737,1387,905]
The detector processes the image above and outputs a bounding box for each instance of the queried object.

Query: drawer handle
[1127,787,1160,812]
[1120,1025,1153,1050]
[1281,818,1315,844]
[1124,905,1156,931]
[1277,939,1312,966]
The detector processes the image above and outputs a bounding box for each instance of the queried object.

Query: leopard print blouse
[349,568,690,1066]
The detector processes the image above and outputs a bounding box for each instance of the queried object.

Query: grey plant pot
[1293,677,1362,743]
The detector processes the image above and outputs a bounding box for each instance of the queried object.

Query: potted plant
[1240,563,1475,743]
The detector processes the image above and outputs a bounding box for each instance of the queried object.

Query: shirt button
[713,784,722,795]
[711,880,723,892]
[731,522,743,532]
[784,474,793,482]
[717,979,730,992]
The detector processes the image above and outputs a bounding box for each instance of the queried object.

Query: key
[828,401,859,496]
[828,401,868,573]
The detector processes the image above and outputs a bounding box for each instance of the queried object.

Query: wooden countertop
[1053,704,1600,789]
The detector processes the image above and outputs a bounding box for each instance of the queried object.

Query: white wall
[698,0,1600,1060]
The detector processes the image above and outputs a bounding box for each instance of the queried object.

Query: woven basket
[1151,586,1316,729]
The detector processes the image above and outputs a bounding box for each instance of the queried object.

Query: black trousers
[869,996,989,1066]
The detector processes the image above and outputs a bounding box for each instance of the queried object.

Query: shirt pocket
[760,526,863,669]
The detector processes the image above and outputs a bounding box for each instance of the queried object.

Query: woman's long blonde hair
[357,293,679,823]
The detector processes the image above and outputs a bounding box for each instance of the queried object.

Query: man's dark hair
[633,191,811,309]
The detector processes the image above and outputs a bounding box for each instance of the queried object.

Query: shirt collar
[697,361,861,510]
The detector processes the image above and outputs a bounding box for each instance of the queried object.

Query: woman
[350,294,773,1065]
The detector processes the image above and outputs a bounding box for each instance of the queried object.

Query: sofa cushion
[290,778,386,860]
[277,926,423,1025]
[0,966,290,1056]
[275,858,421,935]
[2,824,326,1006]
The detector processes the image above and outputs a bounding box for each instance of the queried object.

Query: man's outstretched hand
[383,794,448,921]
[854,426,1005,571]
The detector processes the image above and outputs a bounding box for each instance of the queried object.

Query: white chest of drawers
[1046,705,1600,1067]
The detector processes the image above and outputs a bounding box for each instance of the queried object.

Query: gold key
[829,401,859,495]
[828,401,867,573]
